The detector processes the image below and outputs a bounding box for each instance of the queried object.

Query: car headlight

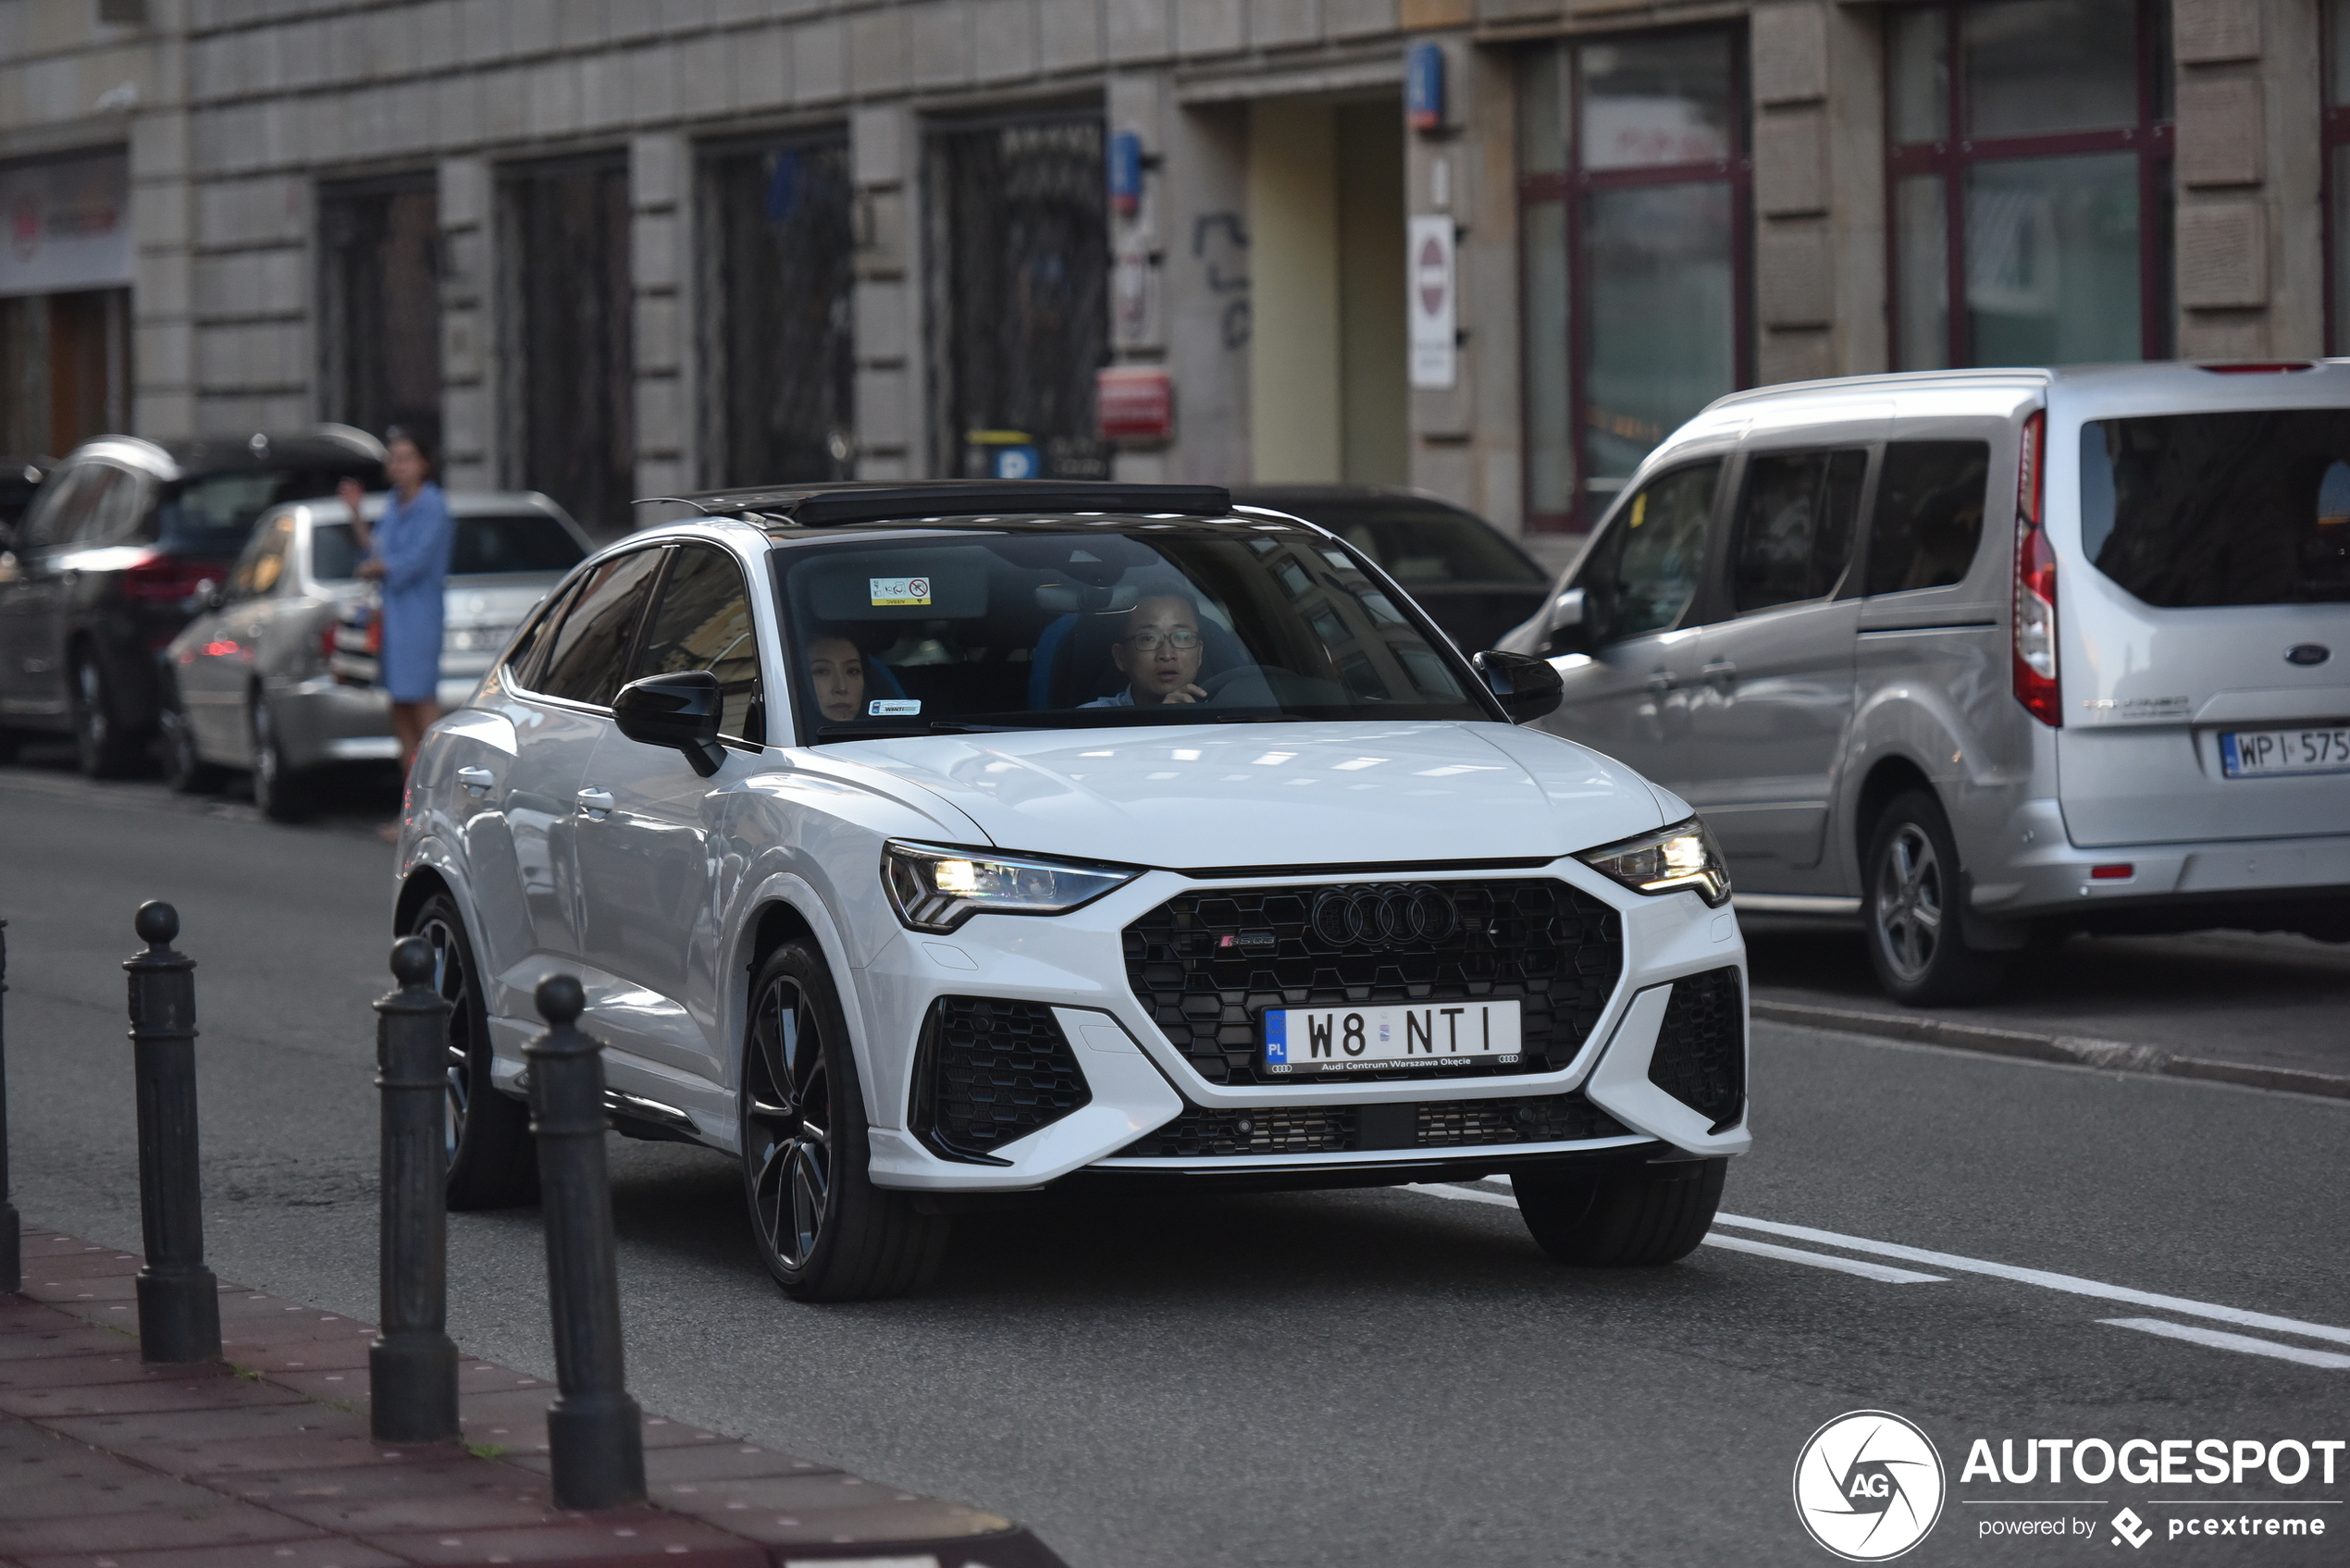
[1576,817,1731,907]
[881,841,1141,932]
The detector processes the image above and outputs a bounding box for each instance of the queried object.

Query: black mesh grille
[1649,967,1745,1130]
[1114,1092,1629,1158]
[912,997,1091,1161]
[1122,878,1624,1085]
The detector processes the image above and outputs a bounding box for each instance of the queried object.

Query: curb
[1750,998,2350,1102]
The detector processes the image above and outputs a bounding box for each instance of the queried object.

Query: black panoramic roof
[667,479,1232,529]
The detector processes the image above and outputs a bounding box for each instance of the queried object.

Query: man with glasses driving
[1082,592,1209,707]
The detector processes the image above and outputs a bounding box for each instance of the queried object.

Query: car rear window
[313,512,584,581]
[2082,410,2350,607]
[1864,440,1990,596]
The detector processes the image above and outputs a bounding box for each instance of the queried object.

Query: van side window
[1731,450,1865,612]
[1574,461,1722,645]
[1865,440,1989,595]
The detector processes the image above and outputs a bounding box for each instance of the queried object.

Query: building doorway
[318,175,441,446]
[0,288,130,456]
[1246,95,1406,485]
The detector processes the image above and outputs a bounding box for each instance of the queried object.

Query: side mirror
[1540,586,1590,657]
[612,670,727,776]
[1474,649,1565,723]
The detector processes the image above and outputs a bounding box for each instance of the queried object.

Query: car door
[179,513,292,761]
[491,546,668,985]
[0,464,97,722]
[574,543,766,1111]
[1532,458,1725,795]
[1681,447,1869,884]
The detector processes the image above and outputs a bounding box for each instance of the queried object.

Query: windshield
[774,521,1494,743]
[313,512,586,581]
[2082,410,2350,606]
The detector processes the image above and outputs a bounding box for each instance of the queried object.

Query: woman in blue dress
[337,426,453,774]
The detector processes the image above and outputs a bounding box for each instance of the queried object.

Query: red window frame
[1518,26,1753,532]
[1885,0,2173,368]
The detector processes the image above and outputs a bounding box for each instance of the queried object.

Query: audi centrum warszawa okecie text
[393,481,1749,1300]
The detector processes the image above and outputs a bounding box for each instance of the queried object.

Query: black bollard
[370,936,460,1442]
[123,901,219,1363]
[0,919,17,1293]
[526,976,644,1510]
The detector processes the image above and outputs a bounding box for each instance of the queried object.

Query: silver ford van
[1500,363,2350,1004]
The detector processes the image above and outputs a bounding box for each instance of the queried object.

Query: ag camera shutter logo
[1794,1411,1947,1561]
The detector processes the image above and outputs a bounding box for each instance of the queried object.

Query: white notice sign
[1407,215,1457,390]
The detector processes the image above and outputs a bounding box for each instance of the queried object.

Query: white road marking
[2100,1318,2350,1370]
[1405,1184,1945,1281]
[1701,1233,1947,1284]
[1713,1214,2350,1348]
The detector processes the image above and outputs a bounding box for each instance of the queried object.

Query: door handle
[1701,660,1738,686]
[575,787,614,820]
[1645,670,1678,694]
[455,765,493,797]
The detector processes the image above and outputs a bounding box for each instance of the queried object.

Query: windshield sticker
[868,698,921,717]
[870,575,932,607]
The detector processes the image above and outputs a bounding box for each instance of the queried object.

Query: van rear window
[2083,411,2350,607]
[1864,441,1989,596]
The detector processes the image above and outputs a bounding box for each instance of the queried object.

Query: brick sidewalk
[1,1227,1064,1568]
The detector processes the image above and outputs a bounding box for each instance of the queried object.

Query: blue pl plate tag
[1263,1011,1288,1068]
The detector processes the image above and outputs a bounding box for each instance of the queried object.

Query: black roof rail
[661,479,1233,528]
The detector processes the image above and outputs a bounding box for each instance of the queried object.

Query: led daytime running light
[1575,818,1731,907]
[881,840,1139,933]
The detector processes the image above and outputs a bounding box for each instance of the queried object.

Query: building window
[500,155,633,533]
[1886,0,2172,369]
[699,136,854,488]
[925,113,1108,481]
[2328,0,2350,353]
[1520,30,1750,530]
[318,175,440,443]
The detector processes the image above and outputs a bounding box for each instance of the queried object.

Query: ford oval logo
[2285,644,2331,667]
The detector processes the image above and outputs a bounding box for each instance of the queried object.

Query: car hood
[824,720,1668,868]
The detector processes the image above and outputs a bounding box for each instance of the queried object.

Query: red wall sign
[1096,365,1173,442]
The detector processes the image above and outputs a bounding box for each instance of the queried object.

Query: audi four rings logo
[1309,885,1461,947]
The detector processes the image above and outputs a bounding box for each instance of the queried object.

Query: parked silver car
[161,490,589,818]
[1500,362,2350,1005]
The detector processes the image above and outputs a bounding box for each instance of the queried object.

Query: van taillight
[2011,411,2059,726]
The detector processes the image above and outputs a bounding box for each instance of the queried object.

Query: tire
[69,648,143,779]
[1513,1157,1727,1266]
[249,694,310,821]
[158,702,225,795]
[740,942,947,1302]
[407,893,539,1210]
[1862,789,2010,1006]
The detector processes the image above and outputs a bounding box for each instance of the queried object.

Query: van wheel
[1513,1158,1726,1266]
[740,942,947,1302]
[408,893,538,1210]
[1863,789,2009,1006]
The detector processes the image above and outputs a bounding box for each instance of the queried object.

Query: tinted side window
[504,576,578,689]
[536,549,665,707]
[22,467,93,549]
[1731,449,1865,612]
[1865,440,1990,596]
[631,545,762,741]
[451,513,588,575]
[1577,461,1722,644]
[77,466,147,546]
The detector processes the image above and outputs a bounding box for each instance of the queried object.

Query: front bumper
[854,856,1751,1192]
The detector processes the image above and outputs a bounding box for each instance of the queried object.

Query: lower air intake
[911,997,1091,1162]
[1647,967,1745,1130]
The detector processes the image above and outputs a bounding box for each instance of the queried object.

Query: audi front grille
[1121,878,1624,1086]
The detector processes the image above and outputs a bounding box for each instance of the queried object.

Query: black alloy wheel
[1513,1156,1727,1266]
[249,694,308,821]
[70,649,142,779]
[159,701,223,794]
[1862,789,2008,1006]
[408,893,538,1209]
[740,942,946,1302]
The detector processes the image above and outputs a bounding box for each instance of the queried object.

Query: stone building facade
[0,0,2338,538]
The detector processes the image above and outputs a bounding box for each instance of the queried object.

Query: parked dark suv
[0,429,385,775]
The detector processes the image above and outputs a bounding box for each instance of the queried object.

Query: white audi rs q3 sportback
[395,482,1749,1300]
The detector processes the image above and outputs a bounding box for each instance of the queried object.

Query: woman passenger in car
[1081,593,1209,708]
[806,632,868,722]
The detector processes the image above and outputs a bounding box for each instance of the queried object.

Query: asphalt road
[2,761,2344,1566]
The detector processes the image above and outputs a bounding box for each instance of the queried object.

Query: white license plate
[1262,1001,1521,1076]
[2220,728,2350,778]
